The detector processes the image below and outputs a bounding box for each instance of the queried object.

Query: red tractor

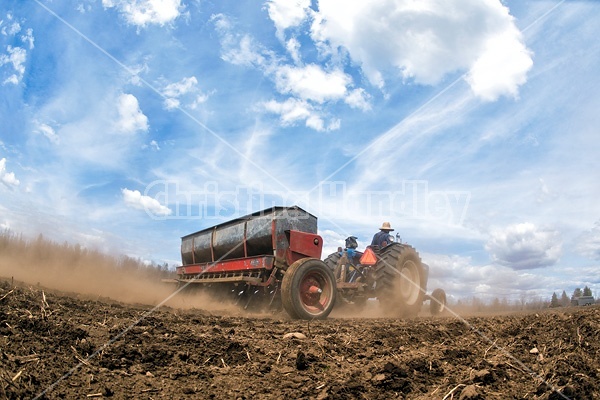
[170,206,446,319]
[323,240,447,317]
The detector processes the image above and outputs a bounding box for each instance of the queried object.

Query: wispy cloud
[34,122,60,144]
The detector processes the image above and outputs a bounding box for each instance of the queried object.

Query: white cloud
[274,64,351,104]
[161,76,209,110]
[102,0,184,27]
[215,0,532,136]
[486,223,562,269]
[190,93,209,109]
[213,13,365,131]
[3,74,18,85]
[3,22,20,36]
[142,139,161,151]
[0,158,20,188]
[262,98,311,124]
[115,93,148,134]
[122,188,171,216]
[1,13,20,36]
[163,76,197,98]
[576,221,600,260]
[265,0,311,39]
[319,228,347,259]
[344,88,371,111]
[77,3,93,14]
[311,0,532,99]
[466,26,533,101]
[126,62,150,86]
[326,118,341,131]
[305,114,325,131]
[21,28,34,49]
[163,98,179,110]
[285,37,301,64]
[423,252,568,301]
[212,14,275,68]
[261,98,340,132]
[0,45,26,85]
[214,18,270,69]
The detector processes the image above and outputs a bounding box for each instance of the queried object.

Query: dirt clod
[460,384,483,400]
[295,351,309,370]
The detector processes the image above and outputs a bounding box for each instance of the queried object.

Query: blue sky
[1,0,599,301]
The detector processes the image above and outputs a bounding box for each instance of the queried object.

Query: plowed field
[0,279,598,400]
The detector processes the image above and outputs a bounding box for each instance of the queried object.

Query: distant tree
[550,292,560,308]
[583,286,592,297]
[573,288,582,299]
[560,290,569,307]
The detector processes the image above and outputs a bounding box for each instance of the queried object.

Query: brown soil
[0,279,598,400]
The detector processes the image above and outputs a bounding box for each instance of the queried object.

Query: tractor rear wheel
[281,258,336,320]
[374,244,426,317]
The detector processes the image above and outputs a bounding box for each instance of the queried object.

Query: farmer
[334,236,359,282]
[371,222,395,248]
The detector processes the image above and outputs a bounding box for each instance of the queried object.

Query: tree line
[0,230,175,279]
[549,286,596,308]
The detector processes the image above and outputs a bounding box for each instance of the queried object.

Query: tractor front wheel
[430,288,447,315]
[281,258,336,320]
[323,251,342,272]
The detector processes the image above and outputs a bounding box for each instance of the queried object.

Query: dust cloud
[0,232,238,313]
[0,232,539,319]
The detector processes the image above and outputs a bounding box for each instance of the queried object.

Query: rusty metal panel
[245,213,275,257]
[273,207,317,260]
[180,206,317,266]
[212,223,245,261]
[177,255,275,275]
[286,230,323,264]
[181,237,194,265]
